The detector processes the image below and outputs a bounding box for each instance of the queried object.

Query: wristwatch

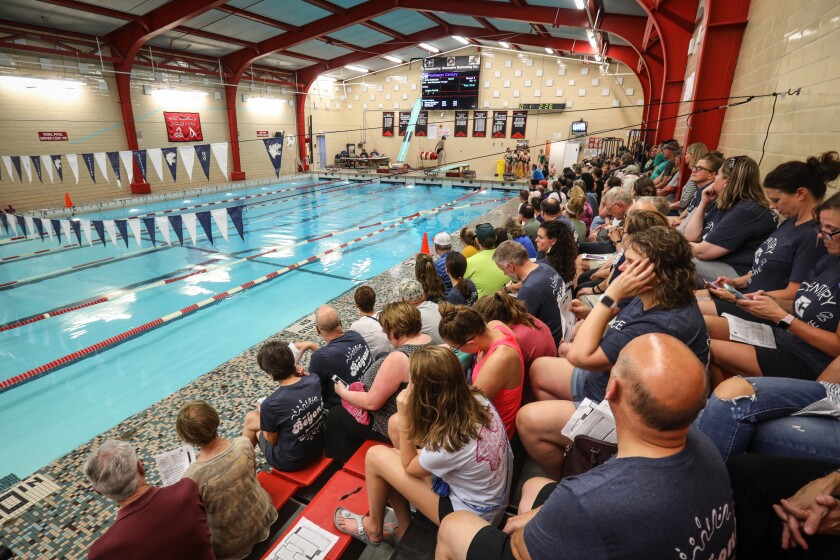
[776,314,794,330]
[599,294,617,309]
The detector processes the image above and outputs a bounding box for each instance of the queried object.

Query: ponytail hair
[473,291,536,328]
[415,253,445,303]
[764,151,840,200]
[446,251,474,301]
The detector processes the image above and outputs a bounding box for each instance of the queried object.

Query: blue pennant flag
[82,153,96,183]
[51,219,62,244]
[115,220,129,248]
[92,220,106,246]
[263,138,284,178]
[106,152,121,183]
[168,215,184,246]
[70,220,82,244]
[132,150,147,182]
[196,210,214,245]
[161,148,178,181]
[0,213,7,233]
[16,215,26,234]
[195,144,211,180]
[142,217,156,246]
[34,218,45,241]
[30,156,42,183]
[227,206,245,241]
[51,155,63,182]
[11,156,22,181]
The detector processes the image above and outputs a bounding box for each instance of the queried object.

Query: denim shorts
[570,367,588,404]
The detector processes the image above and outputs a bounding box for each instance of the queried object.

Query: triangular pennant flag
[94,152,109,183]
[155,216,171,246]
[132,150,148,182]
[161,148,177,181]
[70,219,82,244]
[24,216,36,238]
[142,217,156,246]
[2,156,14,182]
[11,156,22,181]
[103,220,119,246]
[210,142,229,180]
[34,218,45,240]
[21,156,32,183]
[51,155,63,182]
[60,220,72,245]
[79,219,93,245]
[263,138,284,178]
[127,218,142,247]
[147,148,164,183]
[195,144,211,180]
[41,155,54,183]
[66,154,79,184]
[51,219,62,244]
[92,220,106,246]
[30,156,42,183]
[178,146,194,182]
[15,215,25,236]
[119,150,134,184]
[196,210,214,244]
[81,153,96,183]
[210,208,229,242]
[168,214,184,246]
[182,212,197,245]
[227,206,245,241]
[0,213,7,234]
[115,220,129,248]
[43,219,56,241]
[106,152,122,187]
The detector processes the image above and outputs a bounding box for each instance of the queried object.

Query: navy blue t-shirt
[518,263,565,345]
[702,200,779,274]
[583,298,710,401]
[308,331,373,408]
[524,429,735,560]
[435,251,453,292]
[775,253,840,374]
[260,374,325,471]
[686,183,710,215]
[445,279,478,306]
[747,218,826,293]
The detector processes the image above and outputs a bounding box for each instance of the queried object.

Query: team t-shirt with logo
[747,218,826,293]
[701,200,779,274]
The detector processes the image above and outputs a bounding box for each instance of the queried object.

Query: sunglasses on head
[726,156,747,168]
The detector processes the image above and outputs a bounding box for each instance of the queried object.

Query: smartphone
[705,281,722,290]
[331,375,348,388]
[723,283,746,300]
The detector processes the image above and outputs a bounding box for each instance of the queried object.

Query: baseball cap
[475,223,496,245]
[433,232,452,246]
[393,278,424,303]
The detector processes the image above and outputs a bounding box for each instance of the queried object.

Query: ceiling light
[545,48,553,54]
[382,55,403,64]
[574,0,585,9]
[452,36,470,45]
[344,65,368,73]
[498,41,510,49]
[418,43,440,53]
[0,76,86,89]
[154,88,208,96]
[595,54,602,61]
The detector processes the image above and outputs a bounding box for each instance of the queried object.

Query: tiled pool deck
[0,196,518,559]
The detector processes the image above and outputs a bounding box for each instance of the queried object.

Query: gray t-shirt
[349,315,392,358]
[416,301,442,344]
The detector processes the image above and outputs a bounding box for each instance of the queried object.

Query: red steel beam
[214,4,299,32]
[37,0,144,23]
[173,26,258,49]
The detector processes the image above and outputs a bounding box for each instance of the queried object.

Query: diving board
[396,98,423,163]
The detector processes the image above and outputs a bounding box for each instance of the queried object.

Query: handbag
[559,435,617,479]
[341,382,370,426]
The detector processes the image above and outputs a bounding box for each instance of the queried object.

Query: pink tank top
[471,324,524,438]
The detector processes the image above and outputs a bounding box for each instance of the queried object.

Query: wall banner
[415,111,428,137]
[398,112,411,136]
[511,111,527,139]
[454,111,469,137]
[492,111,508,138]
[382,112,395,137]
[473,111,487,137]
[163,112,203,142]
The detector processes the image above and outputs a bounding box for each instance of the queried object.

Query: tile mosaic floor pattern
[0,197,517,559]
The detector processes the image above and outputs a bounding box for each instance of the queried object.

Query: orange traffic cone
[420,232,431,254]
[64,192,74,208]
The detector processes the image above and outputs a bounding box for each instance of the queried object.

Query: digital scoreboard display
[421,55,481,110]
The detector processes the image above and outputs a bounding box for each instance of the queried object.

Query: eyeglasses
[452,339,474,353]
[691,165,714,173]
[812,223,840,240]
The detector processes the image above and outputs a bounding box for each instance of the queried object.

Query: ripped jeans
[694,377,840,463]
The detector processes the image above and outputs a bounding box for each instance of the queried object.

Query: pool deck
[0,191,519,559]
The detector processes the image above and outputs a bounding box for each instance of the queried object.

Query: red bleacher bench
[342,440,390,479]
[270,454,333,486]
[256,470,298,511]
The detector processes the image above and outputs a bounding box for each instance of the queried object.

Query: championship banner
[511,111,527,139]
[382,112,395,137]
[492,111,507,138]
[473,111,487,137]
[163,112,203,142]
[415,111,428,137]
[454,111,469,137]
[398,112,411,136]
[263,137,284,178]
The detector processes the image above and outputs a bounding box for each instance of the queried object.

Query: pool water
[0,179,509,477]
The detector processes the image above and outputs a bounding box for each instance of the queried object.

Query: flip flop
[333,507,397,547]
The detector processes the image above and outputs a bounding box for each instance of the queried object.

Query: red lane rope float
[0,189,506,393]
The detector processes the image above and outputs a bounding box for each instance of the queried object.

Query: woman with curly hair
[334,346,512,544]
[518,226,709,478]
[534,219,577,285]
[415,252,445,303]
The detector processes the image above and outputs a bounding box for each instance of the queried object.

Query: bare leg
[387,414,401,449]
[709,339,763,385]
[242,409,261,447]
[516,401,576,479]
[436,511,490,560]
[705,315,731,341]
[519,477,554,511]
[530,357,576,401]
[695,290,719,316]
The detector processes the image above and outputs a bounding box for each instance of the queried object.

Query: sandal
[333,507,397,546]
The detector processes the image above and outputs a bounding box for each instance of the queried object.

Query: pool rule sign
[382,112,394,136]
[492,111,507,138]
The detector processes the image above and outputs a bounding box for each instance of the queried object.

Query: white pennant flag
[210,142,229,180]
[40,155,54,183]
[147,148,164,183]
[94,152,110,183]
[43,219,55,240]
[7,214,18,236]
[182,212,198,245]
[1,156,13,182]
[210,208,229,242]
[21,157,33,183]
[66,154,80,184]
[155,216,172,246]
[24,216,36,238]
[119,150,134,184]
[178,146,195,182]
[103,220,118,246]
[79,219,93,245]
[61,220,73,244]
[127,218,142,247]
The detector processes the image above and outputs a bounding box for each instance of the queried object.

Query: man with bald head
[294,304,373,409]
[437,334,736,560]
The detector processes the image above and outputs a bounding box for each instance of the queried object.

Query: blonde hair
[686,142,708,166]
[717,156,769,211]
[415,253,445,302]
[379,301,422,339]
[566,196,585,218]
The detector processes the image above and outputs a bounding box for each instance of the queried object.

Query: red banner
[163,112,203,142]
[256,130,269,138]
[38,132,68,141]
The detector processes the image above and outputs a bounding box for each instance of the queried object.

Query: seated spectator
[445,251,478,306]
[369,148,380,157]
[394,278,442,343]
[349,286,392,358]
[684,156,779,286]
[580,188,633,254]
[439,306,524,438]
[359,148,369,158]
[177,401,276,559]
[502,216,536,257]
[432,232,453,292]
[516,189,530,215]
[493,240,565,345]
[520,226,708,477]
[518,204,540,242]
[590,176,623,230]
[651,141,679,184]
[84,441,215,560]
[327,302,431,462]
[465,223,512,298]
[459,226,481,259]
[534,219,577,287]
[568,185,593,234]
[564,195,587,241]
[294,305,373,409]
[243,341,325,471]
[674,152,723,230]
[415,252,446,304]
[666,142,707,212]
[539,198,576,239]
[635,195,669,215]
[631,176,657,200]
[436,334,735,560]
[494,226,509,247]
[656,151,683,202]
[334,346,513,544]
